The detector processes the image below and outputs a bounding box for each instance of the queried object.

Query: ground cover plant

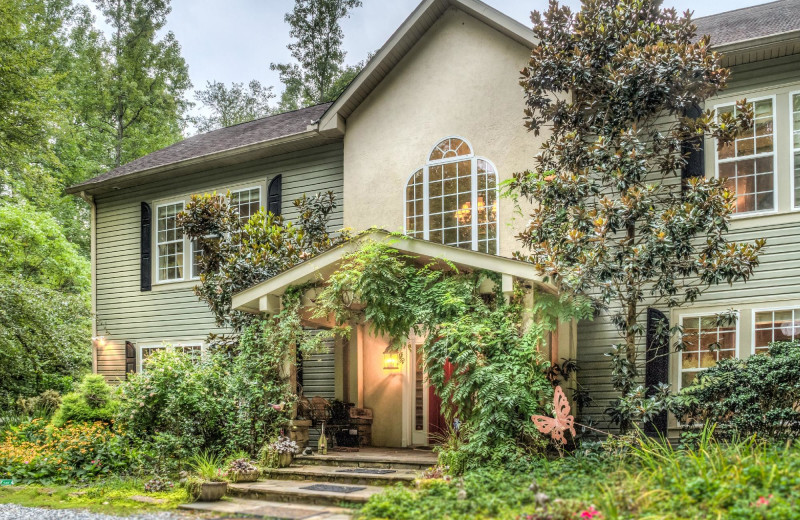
[356,428,800,520]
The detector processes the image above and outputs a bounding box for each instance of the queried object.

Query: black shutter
[268,175,282,215]
[645,308,670,436]
[681,104,705,187]
[125,341,137,378]
[140,202,152,291]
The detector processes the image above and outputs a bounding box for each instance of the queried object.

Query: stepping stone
[228,479,384,506]
[180,497,352,519]
[334,468,396,475]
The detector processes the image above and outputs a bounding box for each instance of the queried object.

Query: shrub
[16,390,62,418]
[0,419,132,483]
[115,349,231,461]
[670,341,800,439]
[51,374,119,427]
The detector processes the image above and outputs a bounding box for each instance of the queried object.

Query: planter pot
[198,481,227,502]
[231,469,260,483]
[278,452,293,468]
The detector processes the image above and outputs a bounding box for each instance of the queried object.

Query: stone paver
[267,464,419,483]
[228,479,384,505]
[181,497,352,519]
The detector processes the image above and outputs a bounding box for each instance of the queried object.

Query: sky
[81,0,772,119]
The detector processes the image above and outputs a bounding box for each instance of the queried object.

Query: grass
[0,477,191,516]
[356,430,800,520]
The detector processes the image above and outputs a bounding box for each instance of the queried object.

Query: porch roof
[231,229,551,314]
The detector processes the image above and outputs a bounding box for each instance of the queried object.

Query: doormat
[301,483,366,493]
[335,468,397,475]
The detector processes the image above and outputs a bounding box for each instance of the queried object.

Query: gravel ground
[0,504,209,520]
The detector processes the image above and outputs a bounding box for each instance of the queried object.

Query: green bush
[51,374,118,427]
[670,341,800,439]
[115,349,230,463]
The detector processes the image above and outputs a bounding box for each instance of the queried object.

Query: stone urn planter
[230,469,260,483]
[278,452,293,468]
[198,481,227,502]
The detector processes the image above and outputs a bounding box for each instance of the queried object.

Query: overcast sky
[82,0,771,117]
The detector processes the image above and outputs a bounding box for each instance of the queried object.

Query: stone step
[266,464,419,486]
[227,479,385,507]
[294,449,437,471]
[180,496,352,519]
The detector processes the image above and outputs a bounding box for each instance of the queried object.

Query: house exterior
[68,0,800,444]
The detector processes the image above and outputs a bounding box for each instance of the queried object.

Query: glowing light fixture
[92,336,107,348]
[383,347,401,371]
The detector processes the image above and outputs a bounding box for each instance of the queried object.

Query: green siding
[93,143,344,380]
[575,54,800,432]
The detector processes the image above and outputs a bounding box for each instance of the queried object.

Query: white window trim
[790,90,800,212]
[153,181,267,285]
[713,95,778,219]
[137,341,205,372]
[154,200,187,284]
[404,136,500,254]
[750,305,800,355]
[677,310,740,390]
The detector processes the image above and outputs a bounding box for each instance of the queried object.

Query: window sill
[151,279,200,292]
[727,209,800,230]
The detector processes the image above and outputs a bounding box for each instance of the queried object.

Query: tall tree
[507,0,764,431]
[193,80,275,132]
[95,0,191,167]
[271,0,363,111]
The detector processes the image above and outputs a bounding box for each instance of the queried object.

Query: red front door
[428,360,453,443]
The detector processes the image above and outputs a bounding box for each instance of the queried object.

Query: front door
[410,343,429,446]
[428,360,453,444]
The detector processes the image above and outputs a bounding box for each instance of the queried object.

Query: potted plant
[187,451,228,502]
[228,457,260,483]
[268,436,299,468]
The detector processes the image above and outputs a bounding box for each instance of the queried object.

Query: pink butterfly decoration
[531,386,576,445]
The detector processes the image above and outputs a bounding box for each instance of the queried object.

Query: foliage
[267,436,300,455]
[0,203,91,403]
[193,80,275,132]
[359,428,800,519]
[116,313,309,459]
[506,0,764,431]
[178,190,345,332]
[14,391,63,419]
[115,349,231,463]
[227,458,257,473]
[271,0,363,111]
[670,341,800,440]
[187,451,227,482]
[143,476,174,493]
[0,478,190,515]
[309,241,591,469]
[0,420,132,484]
[51,375,119,427]
[91,0,191,167]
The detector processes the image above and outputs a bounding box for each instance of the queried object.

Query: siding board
[93,143,344,379]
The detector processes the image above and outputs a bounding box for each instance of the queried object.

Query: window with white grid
[404,137,498,254]
[754,308,800,355]
[716,98,775,215]
[156,202,185,281]
[679,313,737,388]
[140,343,203,371]
[230,187,261,223]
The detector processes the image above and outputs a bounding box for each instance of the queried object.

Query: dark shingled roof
[69,102,332,191]
[696,0,800,47]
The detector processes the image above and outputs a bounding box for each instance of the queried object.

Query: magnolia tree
[507,0,765,430]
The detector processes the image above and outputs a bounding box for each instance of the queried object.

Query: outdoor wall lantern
[92,336,107,349]
[383,347,401,371]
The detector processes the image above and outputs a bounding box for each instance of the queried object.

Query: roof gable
[317,0,537,135]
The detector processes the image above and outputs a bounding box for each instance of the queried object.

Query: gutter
[78,191,98,374]
[66,128,325,195]
[711,28,800,55]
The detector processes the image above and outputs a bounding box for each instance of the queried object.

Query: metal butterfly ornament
[531,386,576,445]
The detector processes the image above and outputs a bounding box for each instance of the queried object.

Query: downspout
[79,191,98,374]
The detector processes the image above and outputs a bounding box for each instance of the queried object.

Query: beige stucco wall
[342,7,542,258]
[361,332,404,447]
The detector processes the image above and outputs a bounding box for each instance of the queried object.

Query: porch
[231,230,574,449]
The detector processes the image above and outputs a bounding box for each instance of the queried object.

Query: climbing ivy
[303,239,592,469]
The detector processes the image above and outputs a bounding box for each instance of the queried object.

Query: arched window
[405,137,498,254]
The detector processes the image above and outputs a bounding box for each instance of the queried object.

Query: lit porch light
[383,347,401,371]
